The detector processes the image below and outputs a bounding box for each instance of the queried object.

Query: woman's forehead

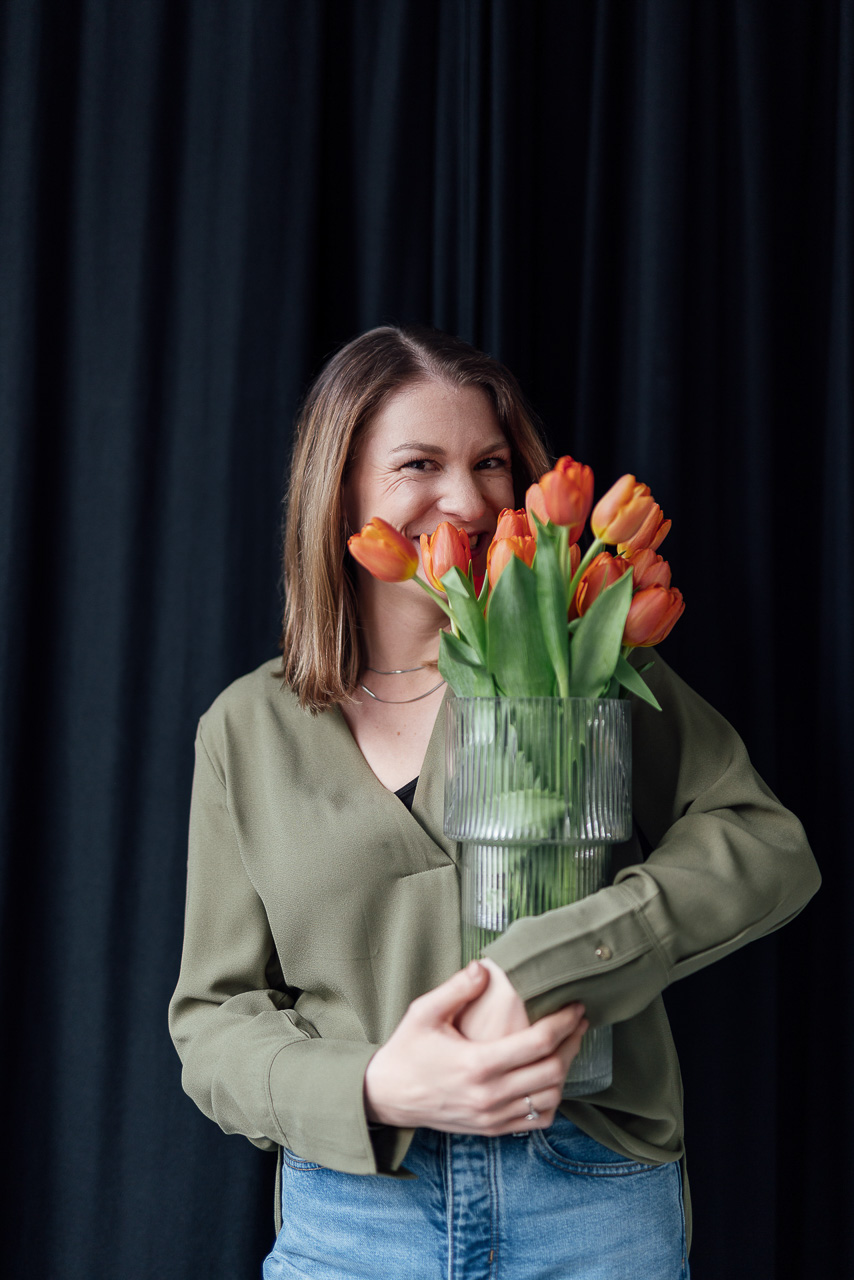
[363,379,504,450]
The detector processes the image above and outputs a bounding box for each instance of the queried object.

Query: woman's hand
[455,956,531,1041]
[363,961,587,1135]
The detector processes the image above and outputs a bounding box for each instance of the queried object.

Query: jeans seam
[531,1131,666,1178]
[442,1133,454,1280]
[488,1138,499,1277]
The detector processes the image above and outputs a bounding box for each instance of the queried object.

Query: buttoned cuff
[482,881,671,1026]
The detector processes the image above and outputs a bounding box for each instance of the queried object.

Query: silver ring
[524,1095,540,1121]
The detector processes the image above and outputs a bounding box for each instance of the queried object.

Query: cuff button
[594,945,612,960]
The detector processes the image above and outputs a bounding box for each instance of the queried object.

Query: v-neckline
[329,688,458,866]
[332,686,450,799]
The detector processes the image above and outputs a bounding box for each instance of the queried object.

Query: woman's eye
[401,457,436,472]
[476,455,511,471]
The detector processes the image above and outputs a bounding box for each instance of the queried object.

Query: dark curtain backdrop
[1,1,850,1277]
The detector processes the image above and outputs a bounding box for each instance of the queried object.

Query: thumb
[410,961,488,1028]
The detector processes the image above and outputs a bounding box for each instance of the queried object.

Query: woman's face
[344,379,515,584]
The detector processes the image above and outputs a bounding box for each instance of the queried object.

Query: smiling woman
[278,327,550,715]
[337,377,521,787]
[168,326,819,1280]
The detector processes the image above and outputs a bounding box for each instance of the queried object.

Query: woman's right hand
[363,960,588,1135]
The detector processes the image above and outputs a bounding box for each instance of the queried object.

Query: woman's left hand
[455,958,531,1041]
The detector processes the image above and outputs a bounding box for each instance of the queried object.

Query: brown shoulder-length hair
[279,325,552,712]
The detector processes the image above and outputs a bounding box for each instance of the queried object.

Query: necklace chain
[359,678,446,704]
[365,665,427,675]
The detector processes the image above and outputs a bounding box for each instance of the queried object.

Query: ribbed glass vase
[444,697,632,1097]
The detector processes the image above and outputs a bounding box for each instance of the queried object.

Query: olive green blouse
[169,654,819,1239]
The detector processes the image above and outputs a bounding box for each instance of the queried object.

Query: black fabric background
[1,2,850,1277]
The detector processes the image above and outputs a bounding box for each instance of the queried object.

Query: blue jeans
[263,1114,689,1279]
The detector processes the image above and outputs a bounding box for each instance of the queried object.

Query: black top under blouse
[394,777,418,811]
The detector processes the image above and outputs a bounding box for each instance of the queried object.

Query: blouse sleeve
[483,655,821,1025]
[168,725,406,1176]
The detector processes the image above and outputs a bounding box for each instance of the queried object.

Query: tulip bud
[623,586,685,648]
[591,475,656,545]
[486,534,537,588]
[494,508,530,540]
[617,503,671,554]
[621,546,671,592]
[538,456,594,544]
[348,517,419,582]
[420,522,472,592]
[572,551,628,619]
[525,483,549,537]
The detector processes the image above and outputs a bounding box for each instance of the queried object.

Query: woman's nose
[436,471,488,523]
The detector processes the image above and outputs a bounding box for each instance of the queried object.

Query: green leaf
[568,570,634,698]
[613,653,661,710]
[531,518,570,696]
[438,631,495,696]
[485,555,555,696]
[440,566,487,663]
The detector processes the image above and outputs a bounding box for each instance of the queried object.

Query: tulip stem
[556,525,570,584]
[567,538,603,604]
[414,575,455,619]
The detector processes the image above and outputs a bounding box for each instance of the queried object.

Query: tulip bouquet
[348,456,684,710]
[350,458,684,1057]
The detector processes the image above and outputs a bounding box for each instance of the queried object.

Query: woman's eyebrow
[389,440,509,455]
[389,441,446,455]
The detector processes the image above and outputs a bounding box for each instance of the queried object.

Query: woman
[169,326,819,1279]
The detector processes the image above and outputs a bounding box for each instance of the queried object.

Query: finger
[554,1019,589,1071]
[409,961,489,1027]
[473,1017,589,1109]
[474,1088,563,1136]
[474,1003,586,1074]
[483,1048,577,1110]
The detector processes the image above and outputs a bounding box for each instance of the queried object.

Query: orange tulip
[494,507,530,540]
[348,517,418,582]
[538,456,595,543]
[617,503,671,554]
[572,551,629,619]
[569,541,581,580]
[591,475,656,545]
[621,546,671,592]
[486,534,537,588]
[420,522,472,591]
[623,586,685,648]
[525,483,549,536]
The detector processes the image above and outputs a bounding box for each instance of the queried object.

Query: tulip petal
[348,517,418,581]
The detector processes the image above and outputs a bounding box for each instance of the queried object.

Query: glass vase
[444,696,632,1097]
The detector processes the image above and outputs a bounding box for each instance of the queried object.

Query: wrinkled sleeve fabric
[484,656,821,1025]
[168,725,405,1177]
